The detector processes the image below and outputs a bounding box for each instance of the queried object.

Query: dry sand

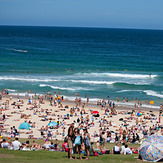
[0,95,162,141]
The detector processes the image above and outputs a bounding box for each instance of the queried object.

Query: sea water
[0,26,162,105]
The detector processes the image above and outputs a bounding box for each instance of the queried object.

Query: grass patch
[0,149,142,163]
[0,138,145,163]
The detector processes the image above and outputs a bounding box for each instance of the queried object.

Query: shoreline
[4,92,161,111]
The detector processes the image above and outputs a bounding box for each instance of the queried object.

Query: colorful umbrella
[137,111,142,116]
[139,135,163,162]
[93,111,99,114]
[48,121,57,127]
[19,122,31,130]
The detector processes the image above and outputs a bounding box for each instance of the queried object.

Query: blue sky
[0,0,163,29]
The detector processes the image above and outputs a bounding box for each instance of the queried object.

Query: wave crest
[39,84,93,91]
[79,72,157,79]
[70,80,114,85]
[143,90,163,98]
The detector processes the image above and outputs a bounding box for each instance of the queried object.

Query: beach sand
[0,94,162,141]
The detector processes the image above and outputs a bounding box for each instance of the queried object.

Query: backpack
[74,136,81,145]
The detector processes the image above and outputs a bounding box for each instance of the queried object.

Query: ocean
[0,26,163,106]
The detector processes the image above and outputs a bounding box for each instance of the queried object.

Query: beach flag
[150,101,154,105]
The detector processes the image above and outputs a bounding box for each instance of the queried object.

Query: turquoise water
[0,26,163,104]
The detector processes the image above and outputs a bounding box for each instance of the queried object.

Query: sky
[0,0,163,30]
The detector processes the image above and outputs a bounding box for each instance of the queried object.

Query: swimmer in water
[149,74,151,78]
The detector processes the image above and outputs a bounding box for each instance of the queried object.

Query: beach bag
[74,136,81,145]
[85,137,91,147]
[94,151,98,156]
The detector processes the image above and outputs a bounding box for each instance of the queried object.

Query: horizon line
[0,24,163,31]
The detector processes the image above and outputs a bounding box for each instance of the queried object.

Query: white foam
[63,95,77,101]
[10,92,44,97]
[7,89,16,92]
[80,72,157,79]
[39,84,93,91]
[70,80,115,85]
[10,93,29,96]
[64,95,101,103]
[116,101,160,109]
[0,77,61,82]
[143,90,163,98]
[39,84,75,91]
[141,104,160,109]
[12,49,27,53]
[0,76,153,87]
[116,90,142,93]
[0,76,115,85]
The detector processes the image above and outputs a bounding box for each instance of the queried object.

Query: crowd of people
[0,120,163,160]
[0,89,163,160]
[0,124,140,160]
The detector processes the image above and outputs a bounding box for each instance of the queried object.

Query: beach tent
[139,135,163,162]
[93,111,99,114]
[19,122,31,130]
[93,111,99,117]
[48,121,57,127]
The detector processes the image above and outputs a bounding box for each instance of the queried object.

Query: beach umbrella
[137,112,142,116]
[93,111,99,114]
[19,122,31,130]
[48,121,57,127]
[139,135,163,162]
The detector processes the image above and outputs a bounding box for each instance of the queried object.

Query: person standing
[57,118,60,129]
[13,126,18,138]
[74,128,82,160]
[87,97,89,106]
[3,114,5,121]
[83,128,91,160]
[99,132,105,149]
[67,123,74,160]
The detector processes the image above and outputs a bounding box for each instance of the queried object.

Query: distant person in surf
[87,97,89,105]
[149,74,151,78]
